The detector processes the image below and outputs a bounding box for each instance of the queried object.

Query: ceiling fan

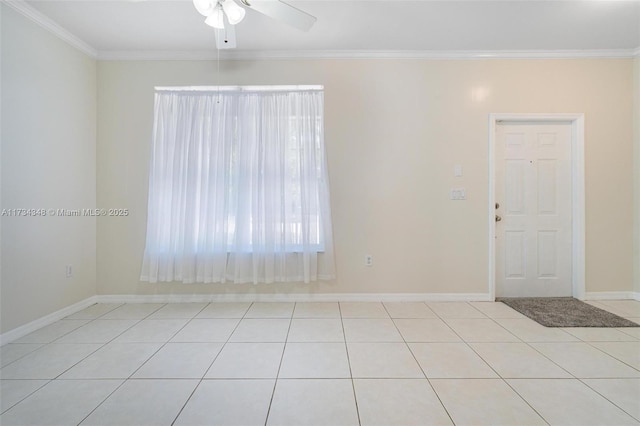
[192,0,317,49]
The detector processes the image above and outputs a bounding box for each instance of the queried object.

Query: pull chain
[216,41,221,104]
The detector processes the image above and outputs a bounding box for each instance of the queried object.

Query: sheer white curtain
[140,86,335,284]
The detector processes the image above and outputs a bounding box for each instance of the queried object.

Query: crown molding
[98,50,220,61]
[3,0,97,58]
[98,48,640,61]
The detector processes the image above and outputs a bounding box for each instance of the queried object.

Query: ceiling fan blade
[243,0,317,32]
[214,25,237,49]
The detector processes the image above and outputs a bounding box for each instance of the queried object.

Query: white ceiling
[22,0,640,56]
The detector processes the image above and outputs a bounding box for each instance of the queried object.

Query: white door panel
[495,123,572,297]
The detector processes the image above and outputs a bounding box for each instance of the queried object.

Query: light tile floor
[0,300,639,425]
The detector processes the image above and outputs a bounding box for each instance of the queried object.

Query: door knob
[495,202,500,209]
[495,215,502,222]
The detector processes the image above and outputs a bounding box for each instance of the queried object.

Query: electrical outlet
[365,255,373,267]
[450,188,466,200]
[65,265,73,278]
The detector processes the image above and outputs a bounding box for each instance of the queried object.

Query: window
[140,86,335,284]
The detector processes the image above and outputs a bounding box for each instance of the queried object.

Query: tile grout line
[0,344,47,371]
[75,378,128,425]
[437,304,525,421]
[0,303,126,369]
[463,307,580,386]
[500,379,552,426]
[0,303,128,419]
[608,328,640,340]
[65,302,168,378]
[429,304,500,377]
[582,340,640,374]
[170,302,253,426]
[595,301,639,318]
[478,304,640,425]
[339,302,362,426]
[521,331,640,380]
[73,302,171,425]
[55,302,157,346]
[454,304,552,426]
[431,303,552,425]
[127,302,212,380]
[263,302,295,426]
[385,301,457,426]
[0,379,52,416]
[10,320,89,345]
[479,312,584,379]
[519,339,584,381]
[72,302,232,426]
[574,377,640,423]
[475,306,589,382]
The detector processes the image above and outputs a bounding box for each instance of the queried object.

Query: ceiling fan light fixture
[221,0,246,25]
[204,4,225,29]
[193,0,216,17]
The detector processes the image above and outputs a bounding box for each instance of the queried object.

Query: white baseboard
[96,292,493,304]
[584,291,639,301]
[0,296,98,346]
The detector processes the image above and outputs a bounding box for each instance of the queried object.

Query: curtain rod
[155,85,323,93]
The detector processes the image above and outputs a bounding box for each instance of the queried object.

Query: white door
[495,122,572,297]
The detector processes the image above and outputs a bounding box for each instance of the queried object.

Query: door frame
[488,113,585,300]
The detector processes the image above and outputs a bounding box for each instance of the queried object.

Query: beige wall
[1,5,97,332]
[634,56,640,294]
[97,58,634,298]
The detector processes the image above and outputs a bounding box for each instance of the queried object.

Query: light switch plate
[454,165,463,177]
